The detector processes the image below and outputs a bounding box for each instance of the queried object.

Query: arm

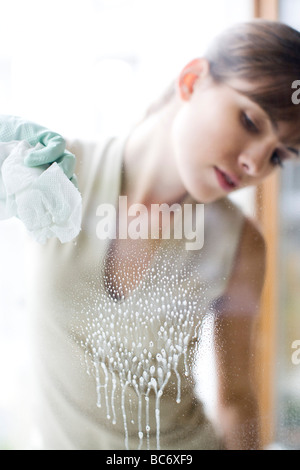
[213,217,266,450]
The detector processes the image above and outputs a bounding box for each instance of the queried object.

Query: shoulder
[237,216,266,275]
[218,196,266,277]
[216,216,266,317]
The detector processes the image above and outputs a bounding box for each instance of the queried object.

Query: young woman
[1,19,300,450]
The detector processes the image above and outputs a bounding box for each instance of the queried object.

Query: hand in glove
[0,115,76,182]
[0,116,82,243]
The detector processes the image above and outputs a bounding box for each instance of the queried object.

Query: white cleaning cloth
[0,140,82,244]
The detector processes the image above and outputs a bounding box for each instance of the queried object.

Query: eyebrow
[287,147,299,157]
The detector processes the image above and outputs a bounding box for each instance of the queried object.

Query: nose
[238,143,271,177]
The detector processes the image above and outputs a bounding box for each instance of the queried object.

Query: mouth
[214,166,239,192]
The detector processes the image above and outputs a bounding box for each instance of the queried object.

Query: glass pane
[276,159,300,449]
[3,0,287,452]
[274,0,300,450]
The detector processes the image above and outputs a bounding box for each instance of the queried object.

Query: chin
[188,188,224,204]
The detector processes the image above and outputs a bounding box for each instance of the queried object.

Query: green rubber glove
[0,115,76,181]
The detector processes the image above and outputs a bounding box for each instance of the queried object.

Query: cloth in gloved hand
[0,114,77,183]
[0,140,82,244]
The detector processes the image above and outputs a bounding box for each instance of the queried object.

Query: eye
[241,112,259,133]
[271,151,284,168]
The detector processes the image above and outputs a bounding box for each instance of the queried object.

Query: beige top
[28,136,245,450]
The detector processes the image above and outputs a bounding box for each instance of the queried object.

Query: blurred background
[0,0,299,449]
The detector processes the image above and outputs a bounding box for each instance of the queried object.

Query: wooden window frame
[252,0,279,448]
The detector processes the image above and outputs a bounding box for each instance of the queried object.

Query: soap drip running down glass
[80,249,208,450]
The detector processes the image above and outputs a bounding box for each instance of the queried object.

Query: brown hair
[207,20,300,143]
[145,20,300,144]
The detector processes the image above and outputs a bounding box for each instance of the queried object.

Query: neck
[122,98,188,208]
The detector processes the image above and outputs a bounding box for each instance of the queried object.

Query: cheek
[170,109,216,202]
[171,106,198,155]
[171,106,235,171]
[171,106,212,171]
[175,96,239,141]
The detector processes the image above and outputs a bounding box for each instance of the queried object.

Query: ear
[177,58,210,101]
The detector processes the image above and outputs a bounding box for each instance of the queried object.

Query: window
[0,0,256,450]
[276,158,300,449]
[276,1,300,445]
[252,0,300,450]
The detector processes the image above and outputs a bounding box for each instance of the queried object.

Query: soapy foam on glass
[79,246,208,450]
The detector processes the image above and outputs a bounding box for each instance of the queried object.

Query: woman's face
[171,72,299,203]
